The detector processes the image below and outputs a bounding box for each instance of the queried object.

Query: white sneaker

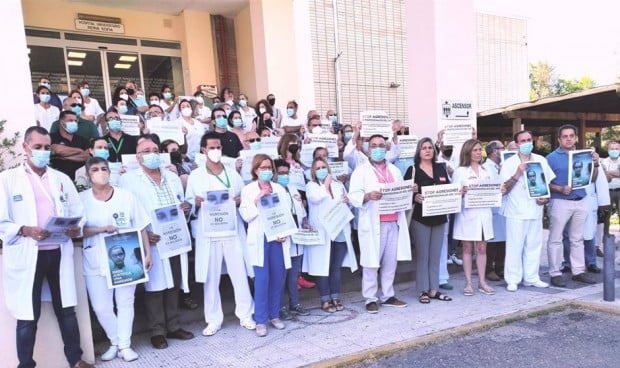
[240,317,256,330]
[447,257,454,265]
[202,323,222,336]
[101,345,118,361]
[506,283,518,292]
[449,254,463,266]
[523,280,549,288]
[118,347,139,362]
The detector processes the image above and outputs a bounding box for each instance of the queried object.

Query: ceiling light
[68,60,83,66]
[119,55,137,62]
[114,63,132,69]
[68,51,87,59]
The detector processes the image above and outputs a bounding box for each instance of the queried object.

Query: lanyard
[207,166,231,188]
[107,137,124,155]
[371,162,392,183]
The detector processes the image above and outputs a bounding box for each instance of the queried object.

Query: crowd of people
[1,78,615,367]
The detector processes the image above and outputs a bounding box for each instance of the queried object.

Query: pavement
[94,229,620,368]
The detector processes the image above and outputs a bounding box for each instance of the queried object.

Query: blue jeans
[316,241,348,302]
[563,229,597,268]
[17,249,82,368]
[253,237,286,324]
[283,255,302,307]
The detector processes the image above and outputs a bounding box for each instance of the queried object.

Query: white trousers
[504,218,544,285]
[203,240,254,326]
[362,222,398,303]
[439,224,449,284]
[85,275,136,349]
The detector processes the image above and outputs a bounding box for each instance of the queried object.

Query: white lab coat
[119,168,189,292]
[452,165,494,241]
[584,169,611,240]
[348,162,412,268]
[0,165,83,320]
[304,180,358,276]
[184,166,252,280]
[284,185,307,258]
[239,181,292,269]
[482,159,506,242]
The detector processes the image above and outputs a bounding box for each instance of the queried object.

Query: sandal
[463,284,474,296]
[332,299,344,311]
[418,292,430,304]
[321,300,336,313]
[429,291,452,301]
[478,284,496,295]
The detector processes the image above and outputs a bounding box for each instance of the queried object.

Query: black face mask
[442,149,453,157]
[288,144,299,155]
[170,151,183,164]
[126,88,135,96]
[268,98,276,106]
[264,119,273,128]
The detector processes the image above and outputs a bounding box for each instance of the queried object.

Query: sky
[475,0,620,86]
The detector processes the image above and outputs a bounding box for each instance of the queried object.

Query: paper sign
[360,110,392,139]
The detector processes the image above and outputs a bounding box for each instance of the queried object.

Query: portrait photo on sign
[155,205,180,223]
[104,230,148,288]
[206,189,230,206]
[524,161,550,198]
[201,189,237,237]
[259,193,281,209]
[569,149,593,190]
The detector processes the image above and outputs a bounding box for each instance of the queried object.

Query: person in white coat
[305,157,358,312]
[185,133,256,336]
[119,136,195,349]
[452,139,496,296]
[80,157,152,362]
[239,154,292,337]
[0,126,92,368]
[482,141,507,282]
[348,134,412,314]
[500,130,554,292]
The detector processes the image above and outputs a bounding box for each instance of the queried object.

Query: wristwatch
[17,226,25,237]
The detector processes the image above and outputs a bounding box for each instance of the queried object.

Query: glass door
[105,51,141,103]
[66,48,106,107]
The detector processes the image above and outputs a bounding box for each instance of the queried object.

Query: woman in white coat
[305,157,358,312]
[452,139,495,296]
[239,154,292,337]
[81,157,152,362]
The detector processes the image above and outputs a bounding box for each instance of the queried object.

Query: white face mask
[90,171,110,186]
[195,96,204,104]
[181,107,192,117]
[74,97,82,104]
[312,126,323,135]
[259,107,266,114]
[119,94,129,101]
[207,148,222,163]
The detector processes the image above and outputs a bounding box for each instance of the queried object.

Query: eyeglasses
[248,138,261,143]
[70,103,81,108]
[214,114,226,119]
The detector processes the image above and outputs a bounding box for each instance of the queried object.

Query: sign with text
[421,184,461,217]
[120,114,140,136]
[441,100,473,120]
[360,110,392,139]
[146,118,184,144]
[75,19,125,34]
[464,179,503,208]
[378,180,413,214]
[442,123,473,145]
[397,135,419,159]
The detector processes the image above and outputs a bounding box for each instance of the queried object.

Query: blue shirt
[546,147,586,200]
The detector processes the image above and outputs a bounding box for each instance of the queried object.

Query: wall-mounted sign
[441,100,473,120]
[75,14,124,34]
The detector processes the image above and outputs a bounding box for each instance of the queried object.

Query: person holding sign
[239,154,293,337]
[80,157,152,362]
[0,126,93,368]
[119,136,195,349]
[349,134,412,314]
[185,133,256,336]
[500,130,555,292]
[452,139,495,296]
[305,158,358,312]
[546,124,599,287]
[407,138,452,303]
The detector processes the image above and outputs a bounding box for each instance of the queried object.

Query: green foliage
[554,77,595,95]
[0,119,21,171]
[529,62,595,100]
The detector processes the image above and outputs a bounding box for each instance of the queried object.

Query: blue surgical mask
[233,118,243,128]
[370,147,386,161]
[315,168,329,181]
[30,149,50,168]
[39,94,51,103]
[239,100,247,107]
[65,121,78,134]
[259,170,273,182]
[134,95,147,107]
[344,132,353,142]
[80,88,90,97]
[94,148,109,160]
[142,153,161,169]
[287,108,295,117]
[250,141,262,150]
[163,92,172,100]
[215,116,228,128]
[277,174,290,187]
[609,150,619,159]
[329,115,337,123]
[519,142,533,155]
[108,119,122,132]
[362,142,369,153]
[71,105,82,116]
[119,105,128,114]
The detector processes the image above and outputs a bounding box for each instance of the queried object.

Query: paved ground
[348,307,620,368]
[92,230,620,368]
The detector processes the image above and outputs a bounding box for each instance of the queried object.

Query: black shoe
[365,301,379,314]
[150,335,168,349]
[279,306,293,320]
[596,248,604,257]
[572,273,597,284]
[166,328,195,340]
[560,265,571,273]
[587,264,602,274]
[550,275,566,287]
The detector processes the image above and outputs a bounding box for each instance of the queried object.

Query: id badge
[112,212,131,228]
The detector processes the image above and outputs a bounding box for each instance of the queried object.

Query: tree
[529,62,556,100]
[0,119,21,171]
[554,76,595,95]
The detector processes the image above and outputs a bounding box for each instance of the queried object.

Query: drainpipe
[333,0,343,129]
